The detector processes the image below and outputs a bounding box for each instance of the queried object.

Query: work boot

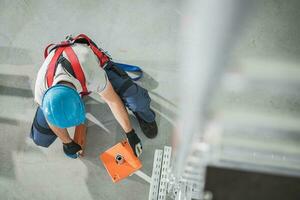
[133,111,158,138]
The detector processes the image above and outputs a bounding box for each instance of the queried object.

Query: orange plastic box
[100,140,142,183]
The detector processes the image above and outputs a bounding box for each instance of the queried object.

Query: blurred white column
[172,0,242,196]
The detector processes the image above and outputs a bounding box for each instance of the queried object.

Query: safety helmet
[41,84,85,128]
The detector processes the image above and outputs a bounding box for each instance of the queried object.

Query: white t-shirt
[34,43,108,105]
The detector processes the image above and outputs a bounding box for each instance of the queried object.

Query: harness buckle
[65,34,74,41]
[60,35,75,46]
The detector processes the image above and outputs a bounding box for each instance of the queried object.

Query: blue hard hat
[41,84,85,128]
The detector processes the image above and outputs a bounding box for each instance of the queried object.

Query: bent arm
[99,81,133,133]
[48,123,73,143]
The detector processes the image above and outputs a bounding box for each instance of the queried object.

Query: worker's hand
[63,140,82,159]
[126,129,143,157]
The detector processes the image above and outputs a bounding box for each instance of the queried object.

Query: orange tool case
[100,140,142,183]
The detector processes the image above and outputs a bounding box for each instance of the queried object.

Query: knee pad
[123,84,151,112]
[30,107,57,148]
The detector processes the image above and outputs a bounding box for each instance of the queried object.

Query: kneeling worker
[31,35,157,158]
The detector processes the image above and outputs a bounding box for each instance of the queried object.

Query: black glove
[126,129,142,157]
[63,140,82,159]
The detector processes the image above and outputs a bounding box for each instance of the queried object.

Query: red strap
[73,34,110,67]
[64,46,88,94]
[44,43,55,59]
[90,44,110,67]
[46,47,66,87]
[45,35,105,95]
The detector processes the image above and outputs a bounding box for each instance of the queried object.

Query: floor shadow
[150,91,177,108]
[0,46,33,65]
[0,71,35,179]
[0,117,19,126]
[0,74,33,88]
[0,86,33,98]
[0,74,33,97]
[0,120,30,179]
[136,71,159,91]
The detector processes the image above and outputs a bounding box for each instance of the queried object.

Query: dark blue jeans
[104,62,155,122]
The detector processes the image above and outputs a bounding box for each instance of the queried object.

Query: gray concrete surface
[0,1,180,199]
[1,0,300,199]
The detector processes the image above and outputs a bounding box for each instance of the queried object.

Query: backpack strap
[44,43,55,59]
[64,46,89,95]
[73,34,110,67]
[44,41,75,59]
[57,56,76,77]
[46,46,66,87]
[45,41,89,95]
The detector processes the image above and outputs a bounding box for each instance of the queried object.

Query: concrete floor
[1,0,300,199]
[0,1,179,199]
